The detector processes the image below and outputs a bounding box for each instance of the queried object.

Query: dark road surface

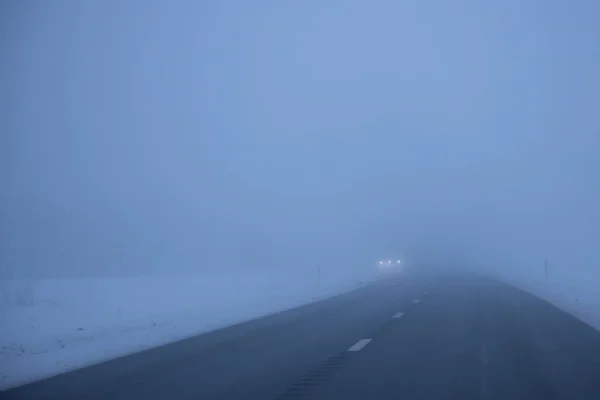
[3,271,600,399]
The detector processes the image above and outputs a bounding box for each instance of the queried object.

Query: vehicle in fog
[377,259,403,273]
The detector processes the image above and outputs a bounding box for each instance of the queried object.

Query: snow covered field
[0,269,377,390]
[500,272,600,331]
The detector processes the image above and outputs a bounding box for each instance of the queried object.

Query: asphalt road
[3,271,600,399]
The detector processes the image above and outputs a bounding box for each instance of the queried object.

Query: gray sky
[2,0,599,277]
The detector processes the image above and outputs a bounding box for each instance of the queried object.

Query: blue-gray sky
[2,0,599,277]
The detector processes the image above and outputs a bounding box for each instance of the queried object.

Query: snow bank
[0,269,376,390]
[489,269,600,331]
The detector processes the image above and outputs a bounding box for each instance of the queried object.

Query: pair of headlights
[379,260,401,265]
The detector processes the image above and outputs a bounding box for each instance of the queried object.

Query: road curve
[3,271,600,399]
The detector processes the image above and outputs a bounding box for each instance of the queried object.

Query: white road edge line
[392,312,405,319]
[412,299,421,304]
[347,338,372,352]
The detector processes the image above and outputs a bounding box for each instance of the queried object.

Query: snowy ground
[462,262,600,330]
[0,268,378,390]
[502,273,600,331]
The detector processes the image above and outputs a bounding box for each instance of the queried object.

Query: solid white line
[347,338,372,352]
[392,312,405,319]
[412,299,421,304]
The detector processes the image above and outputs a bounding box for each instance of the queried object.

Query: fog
[2,0,599,279]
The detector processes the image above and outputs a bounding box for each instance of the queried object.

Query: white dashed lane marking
[412,299,421,304]
[424,291,430,295]
[347,339,372,352]
[392,312,405,319]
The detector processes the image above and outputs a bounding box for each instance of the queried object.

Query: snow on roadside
[510,276,600,331]
[489,269,600,331]
[0,269,376,390]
